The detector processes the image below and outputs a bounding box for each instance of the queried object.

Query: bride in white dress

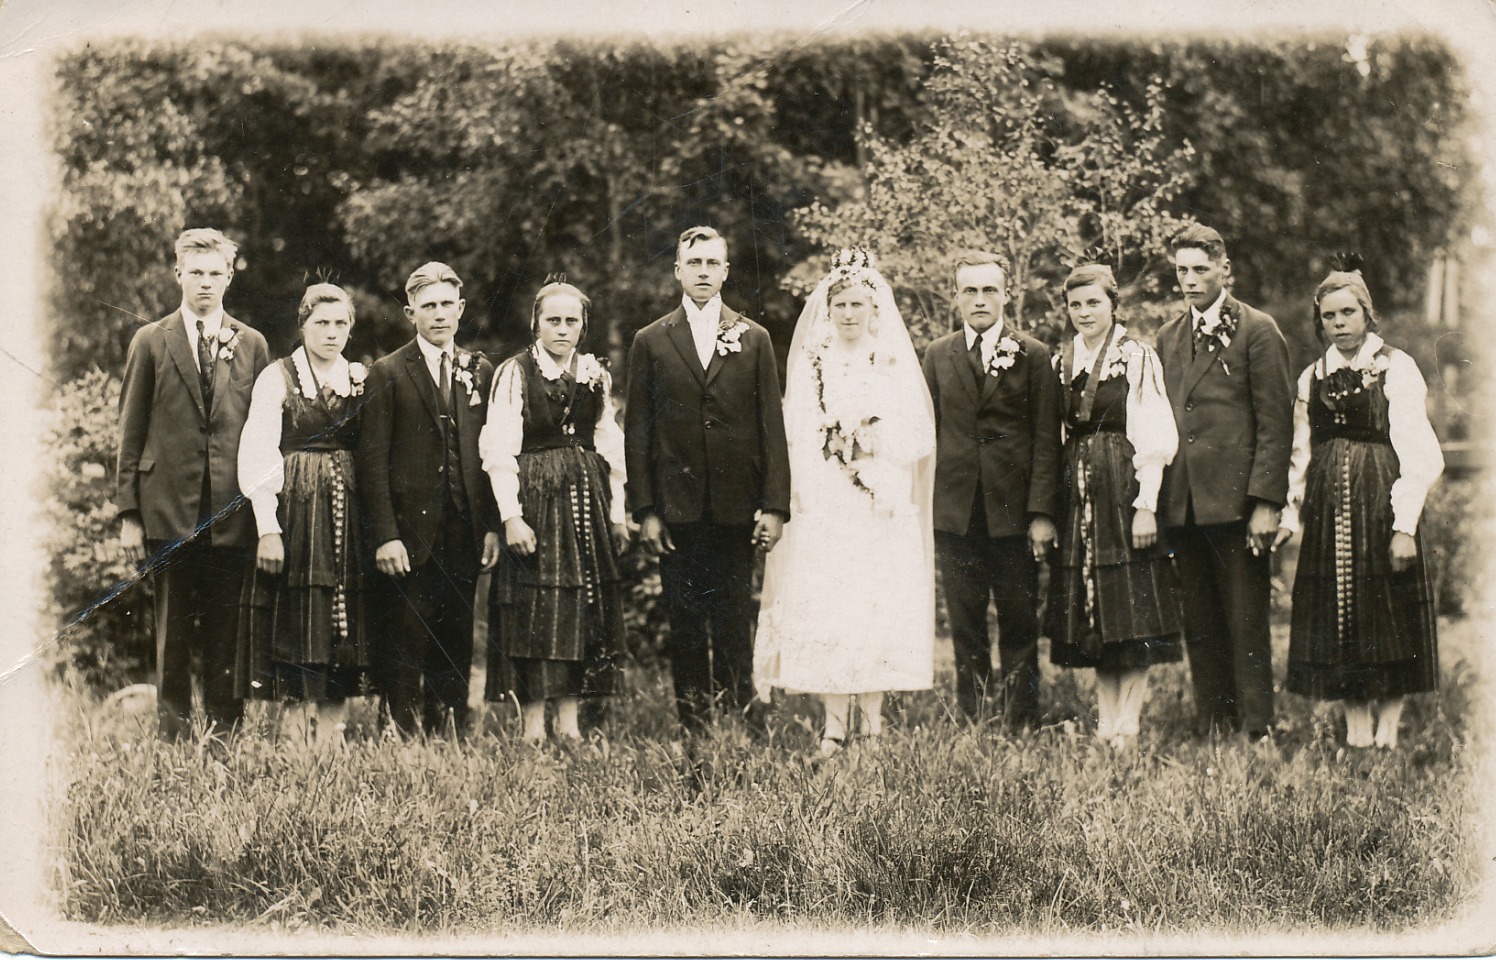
[755,249,937,758]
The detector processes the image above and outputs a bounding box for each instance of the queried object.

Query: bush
[1420,475,1480,617]
[42,371,154,690]
[619,546,668,669]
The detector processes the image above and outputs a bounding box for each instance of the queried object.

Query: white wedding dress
[754,263,936,697]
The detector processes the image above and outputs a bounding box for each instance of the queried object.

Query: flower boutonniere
[1326,351,1391,403]
[1103,339,1141,381]
[348,361,367,397]
[1358,353,1392,390]
[716,317,748,356]
[1196,303,1238,354]
[986,335,1022,377]
[215,325,240,362]
[575,353,608,390]
[453,351,481,407]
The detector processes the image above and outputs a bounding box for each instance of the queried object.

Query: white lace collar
[533,344,575,380]
[291,347,352,398]
[1321,332,1384,374]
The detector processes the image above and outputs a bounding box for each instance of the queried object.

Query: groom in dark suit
[358,261,501,737]
[1157,225,1293,740]
[624,226,791,732]
[923,250,1061,730]
[117,227,271,738]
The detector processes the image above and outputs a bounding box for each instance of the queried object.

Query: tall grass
[53,622,1482,937]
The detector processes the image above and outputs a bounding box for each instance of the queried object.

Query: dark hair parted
[531,274,592,340]
[1169,224,1228,262]
[297,282,355,327]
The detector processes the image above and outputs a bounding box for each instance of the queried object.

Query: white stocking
[555,697,581,740]
[1094,670,1120,740]
[521,701,547,743]
[821,693,851,744]
[858,691,886,737]
[1374,697,1406,750]
[1343,700,1374,748]
[1116,669,1149,738]
[313,701,349,745]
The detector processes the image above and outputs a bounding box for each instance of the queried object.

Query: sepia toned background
[2,0,1493,954]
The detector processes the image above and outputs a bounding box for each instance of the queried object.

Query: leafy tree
[792,36,1197,347]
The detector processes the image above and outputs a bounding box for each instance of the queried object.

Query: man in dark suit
[624,226,791,732]
[357,261,501,737]
[117,228,271,739]
[923,250,1061,730]
[1157,225,1293,740]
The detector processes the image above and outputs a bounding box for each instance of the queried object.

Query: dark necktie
[968,334,986,386]
[196,320,215,412]
[438,351,452,416]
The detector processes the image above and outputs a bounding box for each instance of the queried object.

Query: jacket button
[1185,402,1194,412]
[702,395,713,403]
[704,421,713,429]
[1187,435,1196,443]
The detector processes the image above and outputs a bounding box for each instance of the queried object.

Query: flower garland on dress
[1096,338,1144,382]
[1322,351,1391,405]
[532,344,607,390]
[809,340,880,500]
[532,345,609,439]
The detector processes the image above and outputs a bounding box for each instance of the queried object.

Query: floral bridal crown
[829,247,880,289]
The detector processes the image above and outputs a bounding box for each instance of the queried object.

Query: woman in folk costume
[1044,263,1184,748]
[237,283,371,744]
[481,277,629,745]
[754,249,937,759]
[1275,260,1443,750]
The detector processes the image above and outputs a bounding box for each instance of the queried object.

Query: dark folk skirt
[237,449,370,702]
[1287,437,1438,701]
[486,447,624,703]
[1046,431,1184,672]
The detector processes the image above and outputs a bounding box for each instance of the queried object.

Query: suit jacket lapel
[164,311,207,420]
[977,337,1007,407]
[665,308,706,386]
[943,336,979,405]
[1179,304,1224,401]
[404,343,444,427]
[703,307,737,386]
[209,315,243,412]
[451,350,481,437]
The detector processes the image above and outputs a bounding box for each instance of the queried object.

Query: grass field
[46,618,1487,948]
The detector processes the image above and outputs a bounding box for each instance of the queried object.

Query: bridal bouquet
[822,415,880,499]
